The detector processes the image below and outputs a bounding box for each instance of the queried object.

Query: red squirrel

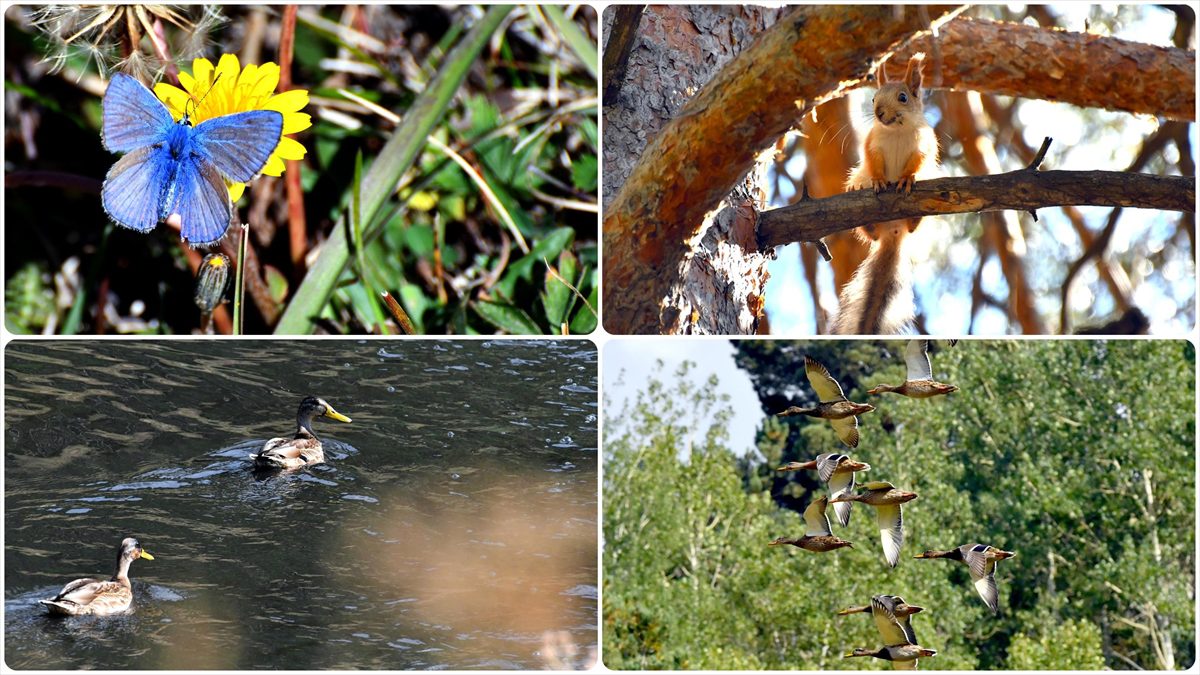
[833,52,938,335]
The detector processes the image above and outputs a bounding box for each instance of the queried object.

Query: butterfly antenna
[184,72,224,124]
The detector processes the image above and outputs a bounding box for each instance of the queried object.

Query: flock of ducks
[768,341,1016,670]
[38,397,351,616]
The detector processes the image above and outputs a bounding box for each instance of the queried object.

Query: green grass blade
[275,5,514,335]
[542,6,597,79]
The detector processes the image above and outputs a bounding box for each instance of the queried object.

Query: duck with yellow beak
[40,537,154,616]
[252,396,352,470]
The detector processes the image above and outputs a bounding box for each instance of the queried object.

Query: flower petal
[177,71,197,96]
[215,53,241,82]
[249,62,280,98]
[262,155,286,176]
[191,57,214,87]
[154,83,190,120]
[228,182,246,203]
[275,136,308,161]
[264,89,309,114]
[282,112,312,135]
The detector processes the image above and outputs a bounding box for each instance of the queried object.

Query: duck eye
[898,92,908,103]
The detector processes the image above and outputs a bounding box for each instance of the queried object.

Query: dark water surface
[4,340,597,670]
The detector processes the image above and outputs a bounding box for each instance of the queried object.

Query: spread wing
[826,463,856,527]
[192,110,283,182]
[893,656,919,670]
[167,155,233,246]
[815,453,844,483]
[102,145,173,232]
[805,356,847,402]
[877,503,905,568]
[829,416,860,448]
[965,545,1001,613]
[102,73,174,152]
[905,340,933,381]
[870,595,915,646]
[803,496,833,537]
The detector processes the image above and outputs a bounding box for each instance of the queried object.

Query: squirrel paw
[897,175,916,193]
[871,179,887,193]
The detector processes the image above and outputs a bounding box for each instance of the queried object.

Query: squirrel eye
[898,92,908,103]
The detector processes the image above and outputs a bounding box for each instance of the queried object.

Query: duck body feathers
[254,432,324,470]
[39,537,153,616]
[914,543,1015,613]
[768,496,853,552]
[251,396,351,471]
[869,340,958,399]
[776,357,875,448]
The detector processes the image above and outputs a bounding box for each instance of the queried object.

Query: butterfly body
[101,73,282,247]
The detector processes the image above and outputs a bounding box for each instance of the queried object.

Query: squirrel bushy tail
[832,222,916,335]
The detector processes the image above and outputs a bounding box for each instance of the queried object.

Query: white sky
[603,339,761,457]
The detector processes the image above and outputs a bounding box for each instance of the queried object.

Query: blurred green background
[603,340,1195,669]
[4,5,597,335]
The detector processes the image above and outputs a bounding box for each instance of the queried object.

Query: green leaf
[568,269,598,334]
[571,153,598,192]
[541,250,579,327]
[472,299,542,334]
[495,227,574,299]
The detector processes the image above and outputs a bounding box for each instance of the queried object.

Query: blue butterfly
[101,73,283,247]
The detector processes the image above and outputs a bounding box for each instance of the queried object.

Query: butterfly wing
[102,145,173,232]
[164,154,235,246]
[192,110,284,183]
[102,73,174,153]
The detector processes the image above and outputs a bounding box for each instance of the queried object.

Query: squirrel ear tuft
[904,52,926,92]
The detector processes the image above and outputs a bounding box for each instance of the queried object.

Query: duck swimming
[39,537,154,616]
[252,396,352,470]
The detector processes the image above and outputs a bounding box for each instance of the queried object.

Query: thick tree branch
[757,171,1195,249]
[885,17,1195,121]
[603,4,964,334]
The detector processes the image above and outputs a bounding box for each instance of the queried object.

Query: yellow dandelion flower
[154,54,311,202]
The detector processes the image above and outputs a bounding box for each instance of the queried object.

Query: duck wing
[805,356,847,403]
[870,596,915,646]
[964,544,1001,613]
[828,416,860,448]
[876,503,905,568]
[825,459,856,527]
[803,497,834,537]
[905,340,934,381]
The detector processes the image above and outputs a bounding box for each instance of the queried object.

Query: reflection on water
[4,340,598,670]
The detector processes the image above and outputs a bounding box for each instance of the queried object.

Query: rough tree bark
[602,5,788,335]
